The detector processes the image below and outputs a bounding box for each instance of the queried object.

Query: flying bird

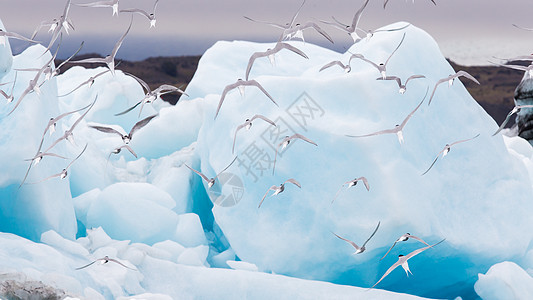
[383,0,436,9]
[89,114,158,144]
[380,233,430,260]
[232,115,276,154]
[43,95,97,153]
[320,0,370,43]
[75,0,120,16]
[346,87,428,144]
[258,178,301,208]
[29,143,88,184]
[0,71,17,103]
[331,221,380,255]
[281,22,334,44]
[184,157,238,189]
[421,134,480,175]
[75,255,136,270]
[41,0,75,55]
[245,42,308,80]
[272,133,317,174]
[370,239,446,289]
[351,32,406,79]
[69,16,132,75]
[214,79,277,119]
[377,75,425,94]
[244,0,305,31]
[332,177,369,203]
[319,55,358,73]
[355,23,410,42]
[58,69,111,97]
[115,72,187,116]
[427,71,480,106]
[493,105,533,136]
[121,0,160,28]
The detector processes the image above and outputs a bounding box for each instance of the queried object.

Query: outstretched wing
[248,80,278,106]
[251,114,276,126]
[111,16,133,59]
[184,163,209,182]
[129,114,158,138]
[361,221,380,248]
[385,32,406,66]
[75,259,97,270]
[89,125,123,137]
[108,258,137,270]
[284,178,301,188]
[290,133,318,146]
[351,0,370,29]
[331,231,360,251]
[455,70,480,85]
[216,156,238,178]
[380,240,399,260]
[258,186,277,208]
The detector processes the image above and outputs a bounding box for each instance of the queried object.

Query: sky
[1,0,533,65]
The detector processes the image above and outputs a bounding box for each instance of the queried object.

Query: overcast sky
[1,0,533,65]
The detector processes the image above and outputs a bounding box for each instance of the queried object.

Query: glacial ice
[0,17,532,299]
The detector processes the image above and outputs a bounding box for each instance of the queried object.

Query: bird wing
[357,177,370,191]
[75,260,97,270]
[449,133,480,146]
[405,74,425,84]
[6,84,32,116]
[279,42,309,59]
[284,178,301,188]
[28,172,62,184]
[383,0,391,9]
[42,152,69,160]
[376,76,401,87]
[374,23,410,34]
[245,51,267,81]
[320,61,343,72]
[115,100,142,116]
[119,145,138,158]
[352,54,379,70]
[248,80,278,106]
[111,16,133,59]
[120,8,150,19]
[89,125,123,137]
[427,77,449,106]
[455,70,480,85]
[512,24,533,31]
[251,114,276,126]
[385,32,406,66]
[57,41,84,70]
[346,127,398,138]
[108,258,137,270]
[70,57,106,64]
[184,163,209,182]
[258,186,277,208]
[361,221,381,248]
[232,123,247,154]
[214,83,238,119]
[243,16,286,29]
[331,184,345,204]
[290,133,318,146]
[370,260,402,289]
[289,0,306,28]
[399,86,428,129]
[76,0,115,7]
[332,232,360,250]
[407,234,430,246]
[421,154,440,176]
[404,238,445,260]
[300,22,334,44]
[129,114,158,138]
[52,101,93,124]
[59,69,110,97]
[351,0,370,29]
[216,156,238,178]
[319,18,349,32]
[5,31,39,43]
[380,241,399,260]
[66,143,88,170]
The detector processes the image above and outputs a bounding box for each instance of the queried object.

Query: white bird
[0,29,39,47]
[115,72,187,116]
[6,65,50,116]
[75,0,120,16]
[332,177,369,203]
[19,101,95,188]
[29,143,88,184]
[184,157,238,189]
[281,22,334,44]
[245,42,308,80]
[351,32,405,79]
[377,75,425,94]
[214,79,277,119]
[346,87,428,144]
[244,0,305,31]
[258,178,301,208]
[41,0,75,55]
[58,69,111,97]
[331,221,380,255]
[69,16,132,75]
[421,134,480,175]
[320,0,370,43]
[493,105,533,136]
[383,0,436,9]
[75,255,136,270]
[232,115,276,154]
[43,95,97,153]
[370,239,446,289]
[427,71,480,106]
[272,133,318,174]
[89,114,158,144]
[121,0,159,28]
[380,233,430,260]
